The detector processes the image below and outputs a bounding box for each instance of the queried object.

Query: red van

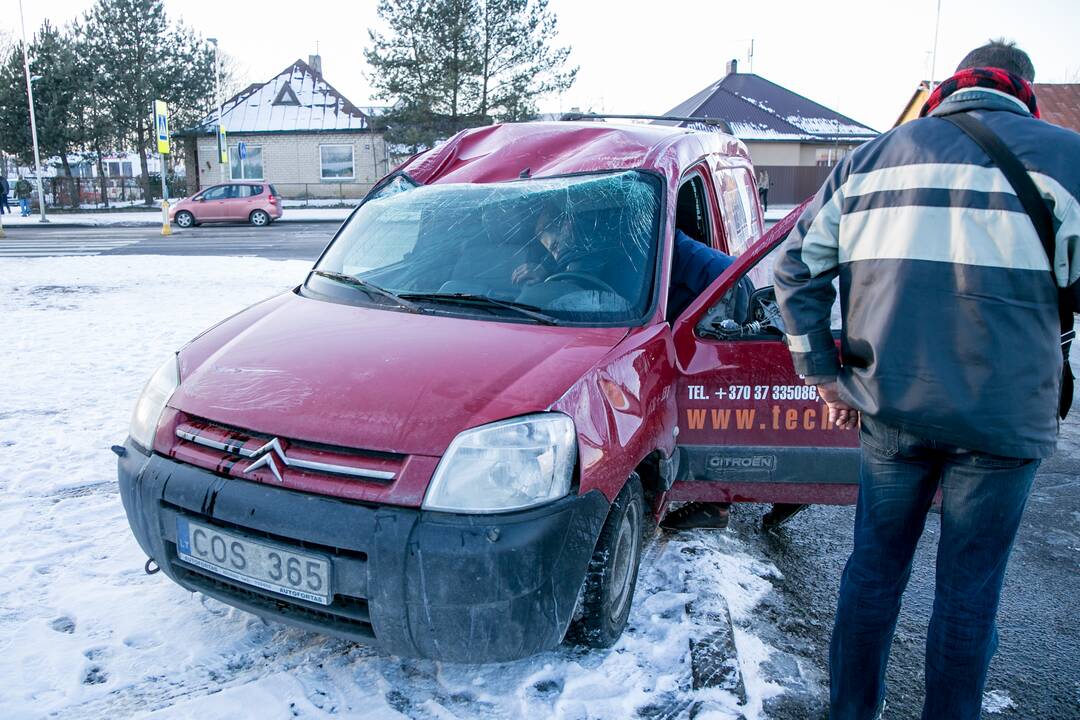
[118,121,858,662]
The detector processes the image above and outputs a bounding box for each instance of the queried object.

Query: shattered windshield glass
[310,170,662,325]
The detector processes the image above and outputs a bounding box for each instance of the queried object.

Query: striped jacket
[774,88,1080,458]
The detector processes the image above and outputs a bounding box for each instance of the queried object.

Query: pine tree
[0,45,32,164]
[0,23,82,173]
[477,0,576,121]
[365,0,575,150]
[78,0,213,204]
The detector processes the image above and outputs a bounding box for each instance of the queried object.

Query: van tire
[567,473,644,648]
[174,211,195,228]
[250,209,270,226]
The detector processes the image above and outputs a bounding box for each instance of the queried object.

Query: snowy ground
[0,255,810,719]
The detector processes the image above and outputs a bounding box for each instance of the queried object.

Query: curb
[3,216,348,230]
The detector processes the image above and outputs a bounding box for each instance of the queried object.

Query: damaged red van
[117,120,860,662]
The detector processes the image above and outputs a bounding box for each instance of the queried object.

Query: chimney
[726,59,738,76]
[308,54,323,75]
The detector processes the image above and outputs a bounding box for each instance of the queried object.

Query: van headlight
[422,413,577,513]
[129,354,180,452]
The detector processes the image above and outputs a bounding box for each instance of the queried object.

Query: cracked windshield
[312,170,661,324]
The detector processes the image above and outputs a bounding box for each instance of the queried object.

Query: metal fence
[756,165,834,206]
[27,176,190,210]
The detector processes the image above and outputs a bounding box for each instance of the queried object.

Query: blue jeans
[19,198,30,216]
[830,416,1039,720]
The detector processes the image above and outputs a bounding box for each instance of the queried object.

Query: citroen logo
[243,437,288,483]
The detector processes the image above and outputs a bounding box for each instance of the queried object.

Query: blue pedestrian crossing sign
[238,141,247,160]
[154,100,170,155]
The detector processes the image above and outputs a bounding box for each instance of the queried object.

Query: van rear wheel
[568,473,644,648]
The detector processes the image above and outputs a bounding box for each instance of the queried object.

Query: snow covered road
[0,256,808,719]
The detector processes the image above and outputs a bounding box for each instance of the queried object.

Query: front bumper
[117,440,608,662]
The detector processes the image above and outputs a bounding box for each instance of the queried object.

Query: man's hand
[512,262,545,285]
[816,381,860,430]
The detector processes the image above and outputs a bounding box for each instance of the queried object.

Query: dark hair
[956,39,1035,82]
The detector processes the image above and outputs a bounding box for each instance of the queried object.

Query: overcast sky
[10,0,1079,132]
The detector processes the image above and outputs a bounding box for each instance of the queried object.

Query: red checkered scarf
[920,67,1040,118]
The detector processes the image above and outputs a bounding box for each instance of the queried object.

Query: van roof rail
[558,112,732,133]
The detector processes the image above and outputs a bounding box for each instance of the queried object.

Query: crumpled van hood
[171,292,627,456]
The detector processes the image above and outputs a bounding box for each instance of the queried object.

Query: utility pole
[208,38,226,183]
[929,0,943,90]
[18,0,47,223]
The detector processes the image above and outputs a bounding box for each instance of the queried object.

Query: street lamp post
[18,0,47,223]
[208,38,226,184]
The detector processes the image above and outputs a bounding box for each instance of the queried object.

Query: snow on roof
[185,59,390,135]
[662,72,878,143]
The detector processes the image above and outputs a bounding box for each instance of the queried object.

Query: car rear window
[268,184,279,197]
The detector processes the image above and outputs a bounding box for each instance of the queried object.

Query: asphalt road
[731,409,1080,719]
[7,220,1077,718]
[0,221,339,260]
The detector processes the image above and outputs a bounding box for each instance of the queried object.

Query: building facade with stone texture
[180,56,391,201]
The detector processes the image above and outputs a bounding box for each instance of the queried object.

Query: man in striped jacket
[774,40,1080,719]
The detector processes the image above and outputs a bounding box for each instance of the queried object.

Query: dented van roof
[398,121,753,187]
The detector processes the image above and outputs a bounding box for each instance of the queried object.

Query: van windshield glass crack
[310,171,662,325]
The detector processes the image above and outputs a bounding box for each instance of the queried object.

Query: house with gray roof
[180,55,391,201]
[661,60,878,204]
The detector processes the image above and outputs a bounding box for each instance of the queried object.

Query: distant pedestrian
[0,175,9,215]
[15,175,32,217]
[756,169,770,211]
[775,39,1079,720]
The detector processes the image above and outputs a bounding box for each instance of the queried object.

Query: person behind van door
[15,175,32,217]
[660,228,740,531]
[0,175,9,214]
[774,40,1080,720]
[757,169,770,211]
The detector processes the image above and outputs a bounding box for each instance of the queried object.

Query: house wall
[193,131,392,199]
[743,142,801,167]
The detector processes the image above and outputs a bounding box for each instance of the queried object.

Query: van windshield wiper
[310,270,422,313]
[399,292,559,325]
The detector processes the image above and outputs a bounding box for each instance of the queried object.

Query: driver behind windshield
[509,197,637,312]
[511,201,580,286]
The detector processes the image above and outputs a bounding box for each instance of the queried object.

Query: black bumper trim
[118,440,609,662]
[680,444,859,485]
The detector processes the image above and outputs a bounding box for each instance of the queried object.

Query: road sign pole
[160,159,170,236]
[154,100,171,236]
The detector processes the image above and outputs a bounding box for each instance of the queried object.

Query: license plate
[175,517,332,605]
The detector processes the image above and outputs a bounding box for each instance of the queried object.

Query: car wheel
[568,473,644,648]
[250,209,270,226]
[174,211,195,228]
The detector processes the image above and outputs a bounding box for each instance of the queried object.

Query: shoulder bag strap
[941,111,1074,418]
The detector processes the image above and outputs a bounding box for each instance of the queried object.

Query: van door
[669,204,860,506]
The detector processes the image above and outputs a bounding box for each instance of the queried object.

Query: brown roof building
[895,82,1080,134]
[1033,83,1080,133]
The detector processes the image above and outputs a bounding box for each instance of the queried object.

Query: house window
[815,147,849,167]
[229,144,264,180]
[106,161,133,176]
[320,144,354,180]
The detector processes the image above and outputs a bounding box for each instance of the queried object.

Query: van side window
[675,175,710,245]
[716,169,759,254]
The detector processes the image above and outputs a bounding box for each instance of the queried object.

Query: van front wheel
[568,473,644,648]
